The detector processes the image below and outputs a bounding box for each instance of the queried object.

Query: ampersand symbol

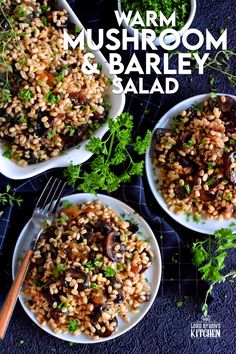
[81,52,100,75]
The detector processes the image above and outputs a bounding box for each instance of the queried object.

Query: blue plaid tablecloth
[0,0,235,353]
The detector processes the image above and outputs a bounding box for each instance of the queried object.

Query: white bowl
[145,93,236,235]
[117,0,196,46]
[0,0,125,180]
[12,193,162,343]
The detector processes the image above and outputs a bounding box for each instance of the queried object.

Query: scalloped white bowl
[0,0,125,180]
[145,93,236,235]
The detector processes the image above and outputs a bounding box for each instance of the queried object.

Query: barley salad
[23,199,156,340]
[153,95,236,221]
[0,0,110,166]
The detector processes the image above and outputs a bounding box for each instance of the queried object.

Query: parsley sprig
[64,113,151,193]
[191,228,236,315]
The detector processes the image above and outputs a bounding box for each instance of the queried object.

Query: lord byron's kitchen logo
[191,315,221,338]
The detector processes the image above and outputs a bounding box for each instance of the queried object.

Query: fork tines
[35,177,66,214]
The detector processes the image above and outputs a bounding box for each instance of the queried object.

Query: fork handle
[0,249,33,340]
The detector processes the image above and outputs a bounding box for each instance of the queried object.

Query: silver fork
[0,177,66,340]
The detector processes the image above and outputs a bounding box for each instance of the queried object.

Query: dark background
[0,0,236,353]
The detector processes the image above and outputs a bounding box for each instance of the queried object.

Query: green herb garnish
[67,319,79,332]
[41,16,49,25]
[104,266,116,278]
[52,264,66,277]
[206,162,214,169]
[45,91,58,104]
[2,146,12,159]
[16,6,25,17]
[47,130,57,139]
[183,140,193,148]
[121,0,190,35]
[93,257,103,267]
[2,91,11,103]
[85,261,94,271]
[64,113,151,193]
[75,26,82,34]
[91,283,99,289]
[40,5,49,14]
[207,177,215,186]
[59,214,69,223]
[56,69,65,82]
[19,89,31,101]
[62,200,71,208]
[184,184,190,194]
[223,193,232,201]
[192,228,236,315]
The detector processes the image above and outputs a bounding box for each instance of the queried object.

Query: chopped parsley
[91,283,99,289]
[207,177,215,186]
[93,257,103,267]
[62,200,71,208]
[40,5,49,14]
[97,63,102,71]
[67,319,79,332]
[45,91,59,104]
[2,91,11,103]
[183,140,193,148]
[223,193,232,201]
[41,16,49,26]
[75,26,82,34]
[184,184,191,194]
[2,146,12,159]
[85,261,94,271]
[59,214,69,223]
[193,213,201,223]
[19,89,31,101]
[206,162,214,169]
[66,125,76,136]
[104,266,116,278]
[52,264,66,278]
[172,117,183,128]
[99,101,111,111]
[47,130,57,139]
[56,69,65,82]
[16,6,25,17]
[18,114,27,124]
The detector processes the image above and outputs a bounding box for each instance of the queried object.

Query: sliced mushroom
[150,128,171,158]
[176,156,199,174]
[93,220,112,235]
[223,151,236,184]
[105,231,124,262]
[63,123,89,148]
[50,309,62,321]
[139,250,153,274]
[110,278,125,304]
[65,269,90,290]
[92,306,118,337]
[69,92,89,104]
[199,188,218,202]
[174,184,187,200]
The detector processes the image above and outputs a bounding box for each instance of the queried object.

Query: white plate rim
[145,93,236,235]
[0,0,126,180]
[12,193,162,343]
